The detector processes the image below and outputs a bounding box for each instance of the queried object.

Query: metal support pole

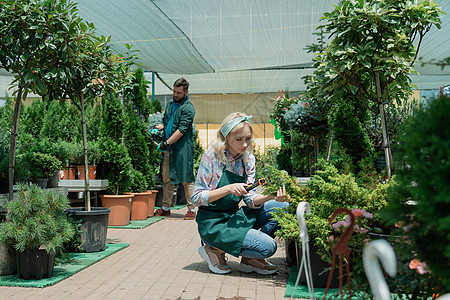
[152,72,155,102]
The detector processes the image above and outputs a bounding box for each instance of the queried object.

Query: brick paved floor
[0,207,295,300]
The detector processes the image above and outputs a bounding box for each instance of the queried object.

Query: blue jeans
[240,200,289,259]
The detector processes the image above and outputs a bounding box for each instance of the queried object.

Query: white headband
[220,115,252,138]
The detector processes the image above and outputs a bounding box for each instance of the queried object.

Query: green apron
[196,165,259,257]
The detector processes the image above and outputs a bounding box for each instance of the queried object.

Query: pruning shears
[147,128,162,147]
[245,178,266,192]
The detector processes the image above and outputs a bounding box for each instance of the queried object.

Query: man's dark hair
[173,78,189,91]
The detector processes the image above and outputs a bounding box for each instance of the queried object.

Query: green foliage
[276,143,293,175]
[125,68,152,122]
[382,95,450,291]
[254,145,279,180]
[21,99,81,143]
[20,152,63,179]
[270,161,391,296]
[331,98,374,166]
[0,0,82,99]
[367,97,422,148]
[59,217,83,254]
[269,90,300,134]
[284,95,329,137]
[125,106,152,191]
[146,112,164,141]
[0,184,75,254]
[150,98,162,114]
[192,126,204,178]
[98,93,133,194]
[98,137,133,195]
[100,94,125,142]
[304,0,444,173]
[128,169,148,193]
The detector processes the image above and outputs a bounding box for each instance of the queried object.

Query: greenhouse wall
[196,123,281,153]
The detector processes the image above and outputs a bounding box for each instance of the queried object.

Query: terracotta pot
[62,167,76,180]
[76,165,96,180]
[127,191,151,220]
[100,194,133,226]
[147,190,158,217]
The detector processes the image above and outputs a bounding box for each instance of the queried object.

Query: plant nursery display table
[58,179,108,206]
[58,179,109,192]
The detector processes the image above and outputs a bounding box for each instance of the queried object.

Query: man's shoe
[154,208,171,216]
[198,245,231,274]
[184,210,196,220]
[238,257,278,275]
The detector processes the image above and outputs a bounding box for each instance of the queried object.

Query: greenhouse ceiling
[1,0,449,97]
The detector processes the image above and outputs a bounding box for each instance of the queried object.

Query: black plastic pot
[66,207,111,252]
[286,239,339,288]
[17,248,55,280]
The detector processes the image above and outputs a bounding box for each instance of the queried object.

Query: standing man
[152,78,196,220]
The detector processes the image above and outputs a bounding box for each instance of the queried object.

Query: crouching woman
[191,112,289,275]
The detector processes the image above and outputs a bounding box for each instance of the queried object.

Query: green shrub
[269,161,391,296]
[0,184,75,254]
[98,137,133,195]
[19,152,63,179]
[382,94,450,291]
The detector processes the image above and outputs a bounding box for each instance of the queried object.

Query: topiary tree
[98,93,133,195]
[123,68,155,191]
[309,0,444,177]
[0,0,84,200]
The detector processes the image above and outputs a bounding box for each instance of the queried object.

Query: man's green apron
[196,165,259,257]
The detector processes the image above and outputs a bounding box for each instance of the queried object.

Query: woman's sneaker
[198,245,231,274]
[238,257,278,275]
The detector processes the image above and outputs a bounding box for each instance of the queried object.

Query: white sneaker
[238,257,278,275]
[198,245,231,274]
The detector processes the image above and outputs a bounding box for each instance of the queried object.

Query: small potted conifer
[0,184,75,279]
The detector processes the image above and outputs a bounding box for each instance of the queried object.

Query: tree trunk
[375,72,392,180]
[80,93,91,211]
[8,87,23,201]
[313,135,319,174]
[326,130,333,162]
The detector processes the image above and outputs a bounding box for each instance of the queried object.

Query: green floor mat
[285,265,340,299]
[285,265,411,299]
[108,216,165,229]
[0,243,129,288]
[154,204,186,210]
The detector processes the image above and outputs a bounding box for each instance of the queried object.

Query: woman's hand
[227,183,249,197]
[275,185,290,202]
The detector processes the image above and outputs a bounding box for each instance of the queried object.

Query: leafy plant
[99,137,133,195]
[254,145,279,180]
[146,112,164,141]
[0,0,86,200]
[25,152,63,178]
[269,160,392,297]
[306,0,444,176]
[382,94,450,293]
[0,184,75,254]
[269,90,300,134]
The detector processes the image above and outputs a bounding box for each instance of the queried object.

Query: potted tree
[98,93,134,226]
[0,184,75,279]
[123,68,155,220]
